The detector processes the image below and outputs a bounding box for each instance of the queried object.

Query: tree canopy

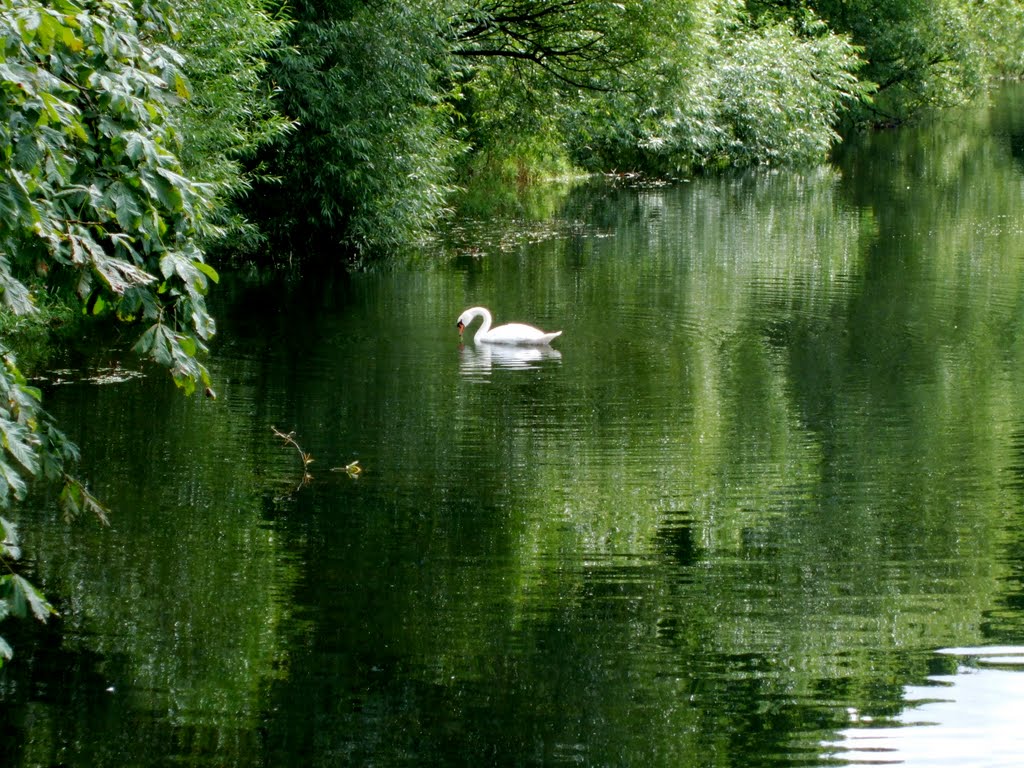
[243,0,1024,256]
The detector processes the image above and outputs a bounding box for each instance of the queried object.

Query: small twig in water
[331,460,362,478]
[272,426,314,489]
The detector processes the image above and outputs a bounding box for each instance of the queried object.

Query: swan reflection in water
[459,343,562,378]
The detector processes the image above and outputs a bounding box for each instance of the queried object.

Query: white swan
[456,306,562,345]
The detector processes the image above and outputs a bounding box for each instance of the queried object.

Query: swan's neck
[473,307,493,342]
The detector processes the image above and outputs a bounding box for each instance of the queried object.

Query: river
[3,86,1024,767]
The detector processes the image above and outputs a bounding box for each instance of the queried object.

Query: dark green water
[4,87,1024,766]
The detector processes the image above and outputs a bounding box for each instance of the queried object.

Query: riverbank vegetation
[1,0,1023,661]
[246,0,1024,258]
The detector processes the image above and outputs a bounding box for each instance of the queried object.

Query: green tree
[250,0,661,258]
[562,1,869,173]
[174,0,292,252]
[748,0,987,123]
[968,0,1024,78]
[248,0,459,260]
[0,0,220,662]
[448,0,658,186]
[250,0,1024,257]
[449,0,650,90]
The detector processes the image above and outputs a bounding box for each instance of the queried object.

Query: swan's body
[457,306,561,346]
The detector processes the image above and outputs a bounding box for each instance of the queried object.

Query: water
[3,87,1024,766]
[826,647,1024,767]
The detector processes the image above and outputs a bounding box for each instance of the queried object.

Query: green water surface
[3,87,1024,767]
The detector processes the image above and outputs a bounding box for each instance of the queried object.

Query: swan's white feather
[457,307,561,346]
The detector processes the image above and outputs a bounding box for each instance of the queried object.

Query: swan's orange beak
[457,320,464,337]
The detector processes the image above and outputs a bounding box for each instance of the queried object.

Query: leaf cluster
[549,1,871,174]
[0,0,220,392]
[0,568,57,667]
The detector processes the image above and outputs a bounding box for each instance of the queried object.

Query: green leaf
[18,8,41,44]
[0,419,41,475]
[175,333,197,358]
[59,481,81,520]
[0,635,12,663]
[135,324,175,368]
[0,457,28,502]
[109,180,143,230]
[172,71,190,99]
[191,304,216,340]
[158,251,181,280]
[125,132,146,162]
[59,24,84,54]
[193,260,219,284]
[38,91,63,124]
[0,515,20,560]
[91,252,156,294]
[36,10,59,53]
[133,323,159,356]
[140,168,183,212]
[0,257,37,316]
[7,574,57,621]
[60,478,109,525]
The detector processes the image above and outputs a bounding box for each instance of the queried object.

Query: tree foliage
[173,0,293,251]
[0,0,221,660]
[747,0,997,123]
[561,1,870,174]
[967,0,1024,78]
[241,0,1024,255]
[247,0,460,260]
[2,0,1023,663]
[708,12,869,165]
[1,0,219,389]
[449,0,649,90]
[818,0,983,121]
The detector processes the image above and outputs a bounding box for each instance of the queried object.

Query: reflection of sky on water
[458,343,561,380]
[825,648,1024,767]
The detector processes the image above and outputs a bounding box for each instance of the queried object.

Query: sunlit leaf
[176,333,197,358]
[60,24,84,53]
[18,8,41,43]
[0,420,41,475]
[172,71,189,99]
[193,261,219,284]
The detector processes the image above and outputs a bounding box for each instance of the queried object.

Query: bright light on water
[826,647,1024,767]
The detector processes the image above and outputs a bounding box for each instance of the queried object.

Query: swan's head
[457,309,474,336]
